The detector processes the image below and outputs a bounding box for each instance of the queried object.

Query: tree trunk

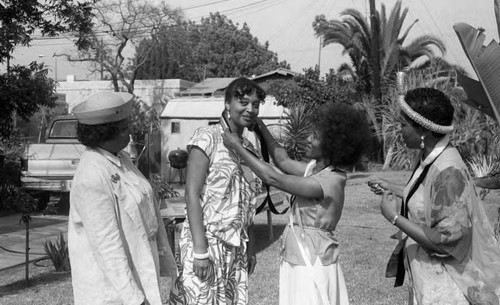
[382,145,394,170]
[369,0,382,101]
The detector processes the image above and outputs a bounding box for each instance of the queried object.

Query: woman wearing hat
[369,88,500,304]
[68,92,177,305]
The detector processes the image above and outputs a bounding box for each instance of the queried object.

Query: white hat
[72,92,134,125]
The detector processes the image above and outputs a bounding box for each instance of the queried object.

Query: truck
[20,115,84,214]
[20,115,148,214]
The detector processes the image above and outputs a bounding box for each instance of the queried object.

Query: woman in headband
[369,88,500,304]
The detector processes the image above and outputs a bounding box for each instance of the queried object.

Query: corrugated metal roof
[251,68,298,81]
[177,78,236,96]
[161,96,286,119]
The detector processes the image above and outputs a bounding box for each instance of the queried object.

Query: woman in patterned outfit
[223,102,371,305]
[169,78,265,305]
[369,88,500,304]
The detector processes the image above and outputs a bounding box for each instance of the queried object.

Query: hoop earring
[420,135,425,149]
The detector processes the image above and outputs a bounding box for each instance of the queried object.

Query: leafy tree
[272,66,356,160]
[135,19,198,81]
[0,0,95,64]
[313,0,446,97]
[136,12,290,82]
[0,63,56,139]
[69,0,183,93]
[273,66,356,110]
[0,0,95,140]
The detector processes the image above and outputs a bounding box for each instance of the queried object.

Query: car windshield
[50,120,77,138]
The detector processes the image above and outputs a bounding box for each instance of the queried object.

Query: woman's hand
[193,257,210,281]
[222,129,242,151]
[367,177,391,195]
[379,191,400,222]
[247,253,257,275]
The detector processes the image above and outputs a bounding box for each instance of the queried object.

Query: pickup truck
[20,115,84,214]
[21,115,148,214]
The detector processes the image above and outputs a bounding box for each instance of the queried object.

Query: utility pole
[318,36,322,75]
[369,0,381,101]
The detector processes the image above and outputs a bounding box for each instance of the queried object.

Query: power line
[183,0,230,11]
[189,0,271,21]
[266,0,315,42]
[229,0,286,21]
[418,0,460,63]
[29,0,279,43]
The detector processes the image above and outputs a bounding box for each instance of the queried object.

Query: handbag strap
[253,122,288,215]
[394,161,432,287]
[220,112,283,214]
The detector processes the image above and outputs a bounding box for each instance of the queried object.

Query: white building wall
[160,97,286,181]
[56,77,195,110]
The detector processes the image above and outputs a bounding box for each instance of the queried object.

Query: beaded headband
[398,95,454,134]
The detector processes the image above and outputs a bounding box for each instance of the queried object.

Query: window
[171,122,180,134]
[208,121,218,126]
[50,119,78,138]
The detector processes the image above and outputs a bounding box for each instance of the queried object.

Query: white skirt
[279,258,349,305]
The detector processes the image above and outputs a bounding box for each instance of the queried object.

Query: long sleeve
[423,165,472,261]
[71,164,145,305]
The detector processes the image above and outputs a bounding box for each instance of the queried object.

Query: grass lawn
[1,170,499,305]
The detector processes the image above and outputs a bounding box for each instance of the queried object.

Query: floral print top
[404,143,500,304]
[185,122,262,247]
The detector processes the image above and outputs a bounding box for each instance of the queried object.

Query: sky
[9,0,499,82]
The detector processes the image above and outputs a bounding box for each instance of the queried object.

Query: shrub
[149,173,180,200]
[282,105,312,161]
[43,232,70,272]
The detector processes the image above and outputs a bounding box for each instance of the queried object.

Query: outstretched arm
[474,176,500,189]
[254,118,306,176]
[368,176,406,198]
[223,130,322,199]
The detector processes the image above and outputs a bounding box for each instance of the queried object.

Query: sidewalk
[0,183,186,273]
[0,213,68,272]
[0,184,284,272]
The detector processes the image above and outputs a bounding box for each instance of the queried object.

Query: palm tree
[313,0,446,98]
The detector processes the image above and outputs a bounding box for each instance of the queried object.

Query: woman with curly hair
[69,92,177,305]
[223,102,371,305]
[369,88,500,304]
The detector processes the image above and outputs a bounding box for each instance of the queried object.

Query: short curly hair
[225,77,266,103]
[76,120,123,148]
[404,88,454,127]
[310,102,371,168]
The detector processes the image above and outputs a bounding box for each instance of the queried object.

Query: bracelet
[391,214,399,225]
[193,252,209,260]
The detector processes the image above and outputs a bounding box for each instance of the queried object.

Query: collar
[94,147,123,167]
[219,114,254,153]
[405,135,450,196]
[420,135,450,167]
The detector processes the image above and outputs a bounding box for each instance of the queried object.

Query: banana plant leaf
[453,22,500,123]
[456,72,495,118]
